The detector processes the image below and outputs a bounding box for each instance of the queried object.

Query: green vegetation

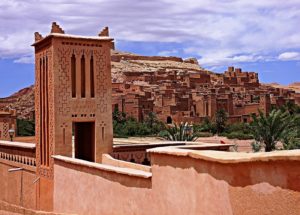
[222,123,253,140]
[17,118,35,136]
[193,117,216,134]
[160,122,197,141]
[113,108,164,137]
[222,132,253,140]
[250,109,300,152]
[215,109,227,134]
[112,103,300,152]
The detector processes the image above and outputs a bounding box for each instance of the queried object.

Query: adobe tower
[33,22,114,210]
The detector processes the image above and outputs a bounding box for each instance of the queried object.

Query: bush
[113,111,164,137]
[194,132,213,137]
[225,123,251,134]
[193,118,217,134]
[251,141,262,152]
[160,122,197,141]
[222,132,253,140]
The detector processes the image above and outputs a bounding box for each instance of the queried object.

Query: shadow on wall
[55,159,152,189]
[151,153,300,192]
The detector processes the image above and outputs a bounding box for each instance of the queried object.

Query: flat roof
[148,147,300,163]
[32,33,113,46]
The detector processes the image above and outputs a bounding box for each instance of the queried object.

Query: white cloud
[158,50,178,56]
[278,52,300,61]
[13,55,34,64]
[0,0,299,67]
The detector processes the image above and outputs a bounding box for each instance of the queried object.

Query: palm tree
[162,122,197,141]
[250,109,299,152]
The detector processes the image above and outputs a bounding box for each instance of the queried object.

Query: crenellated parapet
[50,22,65,34]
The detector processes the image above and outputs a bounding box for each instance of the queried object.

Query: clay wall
[234,103,260,116]
[0,161,37,210]
[53,149,300,215]
[0,143,37,210]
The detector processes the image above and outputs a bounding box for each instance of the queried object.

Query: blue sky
[0,0,299,97]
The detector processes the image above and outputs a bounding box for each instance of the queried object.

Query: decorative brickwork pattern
[94,50,108,113]
[35,49,54,179]
[57,47,72,116]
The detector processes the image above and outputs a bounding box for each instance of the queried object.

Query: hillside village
[1,49,300,124]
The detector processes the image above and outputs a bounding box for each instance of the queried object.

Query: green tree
[144,112,164,134]
[215,109,227,134]
[112,106,126,124]
[250,109,299,152]
[17,118,35,136]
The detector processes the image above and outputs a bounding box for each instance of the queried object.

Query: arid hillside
[0,85,34,119]
[263,82,300,93]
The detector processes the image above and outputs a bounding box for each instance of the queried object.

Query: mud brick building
[112,64,298,124]
[0,109,17,140]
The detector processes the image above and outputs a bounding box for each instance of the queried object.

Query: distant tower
[33,22,114,210]
[259,94,271,115]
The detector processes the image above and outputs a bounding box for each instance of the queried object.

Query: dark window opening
[90,56,95,98]
[167,116,172,124]
[71,54,76,98]
[81,55,86,98]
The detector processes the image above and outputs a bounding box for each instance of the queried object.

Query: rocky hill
[110,50,208,83]
[0,85,34,119]
[264,82,300,93]
[0,50,206,119]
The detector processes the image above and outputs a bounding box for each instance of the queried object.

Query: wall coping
[0,158,36,172]
[53,155,152,179]
[148,146,300,163]
[0,140,35,149]
[102,154,151,172]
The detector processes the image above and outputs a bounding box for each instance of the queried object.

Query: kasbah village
[0,11,300,215]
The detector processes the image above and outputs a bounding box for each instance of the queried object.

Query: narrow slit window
[90,56,95,98]
[102,127,104,141]
[45,56,49,166]
[81,55,86,98]
[71,54,76,98]
[39,58,43,165]
[42,57,46,166]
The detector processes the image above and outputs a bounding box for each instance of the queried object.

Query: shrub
[113,111,164,137]
[251,141,262,152]
[194,132,213,137]
[161,122,197,141]
[193,117,217,134]
[225,123,251,134]
[222,132,253,140]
